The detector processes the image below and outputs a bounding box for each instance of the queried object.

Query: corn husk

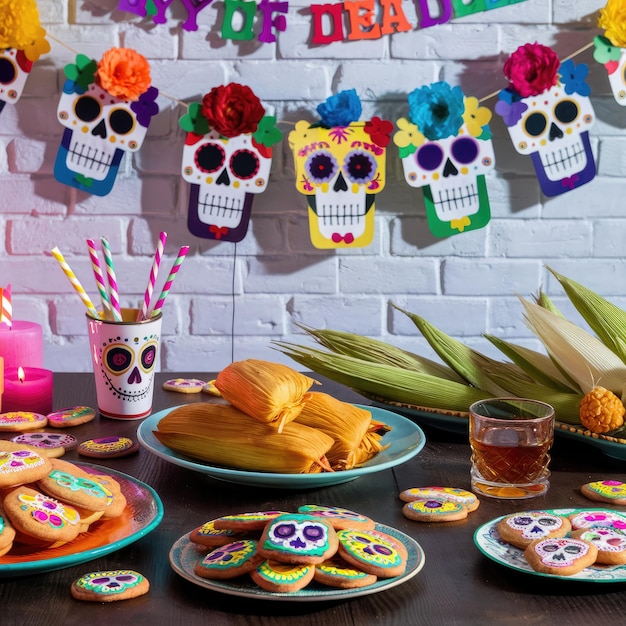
[215,359,318,432]
[294,391,381,470]
[154,403,334,474]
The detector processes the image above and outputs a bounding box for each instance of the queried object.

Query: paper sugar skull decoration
[54,48,159,196]
[394,82,494,238]
[180,83,281,242]
[289,89,392,248]
[593,0,626,105]
[496,43,596,197]
[0,0,49,115]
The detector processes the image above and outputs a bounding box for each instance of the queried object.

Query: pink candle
[3,366,53,415]
[0,321,43,369]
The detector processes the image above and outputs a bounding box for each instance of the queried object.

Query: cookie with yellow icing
[213,510,288,532]
[194,539,263,579]
[402,498,468,523]
[0,411,47,432]
[189,520,250,548]
[399,487,479,512]
[0,441,52,488]
[581,480,626,505]
[251,560,314,593]
[297,504,375,530]
[337,528,406,578]
[314,554,377,588]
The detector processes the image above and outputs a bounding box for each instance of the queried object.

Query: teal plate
[474,508,626,582]
[169,522,425,601]
[137,404,426,489]
[362,394,626,461]
[0,463,163,577]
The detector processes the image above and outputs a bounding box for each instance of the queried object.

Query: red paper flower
[503,43,560,98]
[201,84,265,138]
[364,116,393,147]
[97,48,152,101]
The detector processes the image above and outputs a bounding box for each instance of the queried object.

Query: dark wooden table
[2,372,626,625]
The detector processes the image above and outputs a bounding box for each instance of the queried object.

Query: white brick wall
[0,0,619,373]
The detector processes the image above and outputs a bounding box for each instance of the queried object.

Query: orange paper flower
[96,48,152,101]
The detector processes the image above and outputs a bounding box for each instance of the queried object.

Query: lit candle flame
[17,366,25,383]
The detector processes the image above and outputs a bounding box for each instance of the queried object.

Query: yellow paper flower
[97,48,152,101]
[22,27,50,62]
[288,120,314,148]
[393,117,425,149]
[0,0,44,50]
[462,97,492,138]
[599,0,626,48]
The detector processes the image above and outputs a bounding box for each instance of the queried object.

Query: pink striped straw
[1,283,11,328]
[138,231,167,321]
[149,245,189,317]
[100,237,122,322]
[86,240,112,319]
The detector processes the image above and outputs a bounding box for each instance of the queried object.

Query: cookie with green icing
[251,560,314,593]
[297,504,375,530]
[71,570,150,602]
[257,514,338,564]
[337,528,406,578]
[189,519,250,548]
[194,539,263,579]
[314,554,377,588]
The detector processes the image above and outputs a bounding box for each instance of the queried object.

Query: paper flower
[201,83,265,138]
[364,116,394,147]
[599,0,626,48]
[593,35,622,72]
[316,89,362,128]
[131,86,160,127]
[179,102,211,135]
[97,48,152,101]
[392,118,425,158]
[63,54,98,94]
[494,92,528,127]
[462,97,492,139]
[559,60,591,97]
[253,116,282,149]
[503,43,560,98]
[407,82,465,141]
[0,0,44,50]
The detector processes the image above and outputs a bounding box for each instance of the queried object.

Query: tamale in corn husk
[154,402,333,473]
[294,392,388,470]
[215,359,318,432]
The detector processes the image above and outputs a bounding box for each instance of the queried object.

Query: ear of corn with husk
[154,403,334,473]
[293,391,385,470]
[215,359,318,432]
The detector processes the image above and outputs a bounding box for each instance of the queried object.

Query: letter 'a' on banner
[289,90,393,249]
[179,84,282,242]
[394,82,495,238]
[495,43,596,198]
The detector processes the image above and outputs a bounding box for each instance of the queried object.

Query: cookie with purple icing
[297,504,375,530]
[498,512,571,549]
[11,431,78,457]
[336,528,406,578]
[162,378,206,394]
[71,570,150,602]
[524,537,598,576]
[402,498,469,523]
[77,436,138,459]
[47,406,95,429]
[0,411,47,432]
[399,486,479,512]
[581,480,626,505]
[194,539,263,579]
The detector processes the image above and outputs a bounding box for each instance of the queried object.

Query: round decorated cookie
[11,431,78,456]
[297,505,375,530]
[402,499,468,523]
[257,514,338,565]
[37,466,114,512]
[46,406,95,428]
[0,442,52,488]
[213,511,288,532]
[524,537,598,576]
[162,378,206,394]
[194,539,263,580]
[399,487,480,512]
[77,436,138,459]
[570,527,626,565]
[3,486,82,545]
[497,512,571,549]
[189,520,249,548]
[337,528,406,578]
[569,510,626,532]
[251,560,314,593]
[314,555,377,589]
[87,473,127,520]
[71,570,150,602]
[581,481,626,505]
[0,411,47,432]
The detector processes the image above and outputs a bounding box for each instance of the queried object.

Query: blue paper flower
[407,82,465,141]
[559,60,591,97]
[316,89,362,128]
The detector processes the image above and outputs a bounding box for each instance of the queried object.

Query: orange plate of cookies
[474,508,626,582]
[0,463,163,577]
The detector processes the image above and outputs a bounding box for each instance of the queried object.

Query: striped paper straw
[138,231,167,321]
[50,247,99,318]
[100,237,122,321]
[150,245,189,317]
[86,240,112,319]
[2,283,11,328]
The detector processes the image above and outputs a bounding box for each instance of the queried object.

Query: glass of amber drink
[469,398,555,499]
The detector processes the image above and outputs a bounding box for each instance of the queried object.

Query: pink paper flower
[503,43,560,97]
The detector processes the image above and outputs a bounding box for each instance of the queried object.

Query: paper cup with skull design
[86,308,161,419]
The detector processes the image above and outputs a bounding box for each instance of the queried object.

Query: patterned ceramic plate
[474,508,626,581]
[169,522,425,601]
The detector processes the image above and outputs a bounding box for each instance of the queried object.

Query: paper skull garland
[593,0,626,105]
[179,84,282,242]
[394,82,494,238]
[289,89,392,248]
[495,43,596,198]
[0,1,50,115]
[54,48,159,196]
